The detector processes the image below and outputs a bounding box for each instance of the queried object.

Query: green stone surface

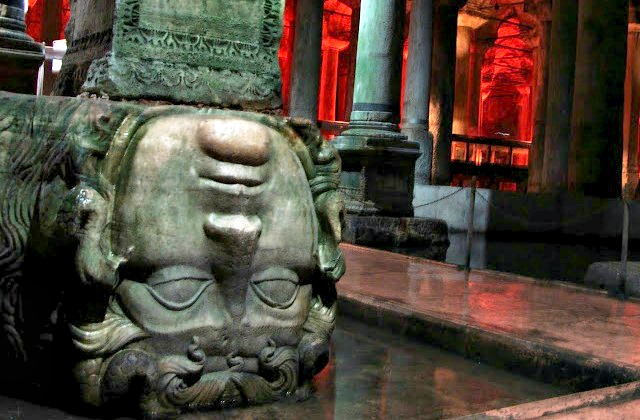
[0,91,344,416]
[55,0,284,110]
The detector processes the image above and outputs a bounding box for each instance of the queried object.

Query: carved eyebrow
[250,267,300,285]
[146,265,215,287]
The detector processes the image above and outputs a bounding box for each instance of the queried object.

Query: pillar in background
[466,36,484,136]
[452,25,472,136]
[623,28,640,198]
[401,0,434,186]
[289,0,324,122]
[333,0,420,216]
[568,0,629,197]
[527,20,551,193]
[540,0,578,192]
[429,0,467,186]
[318,40,349,121]
[40,0,63,95]
[343,5,360,122]
[0,0,44,93]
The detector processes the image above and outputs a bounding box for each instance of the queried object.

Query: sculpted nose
[197,118,271,166]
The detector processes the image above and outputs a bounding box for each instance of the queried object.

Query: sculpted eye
[144,266,214,311]
[250,268,300,310]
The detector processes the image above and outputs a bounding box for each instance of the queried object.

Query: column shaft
[429,2,460,185]
[318,48,340,121]
[527,21,551,193]
[402,0,434,185]
[540,0,578,192]
[623,30,640,198]
[289,0,323,121]
[568,0,629,197]
[453,25,472,136]
[349,0,406,126]
[467,38,483,136]
[344,6,360,122]
[333,0,420,216]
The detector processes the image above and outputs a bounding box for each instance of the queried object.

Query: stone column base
[0,29,44,94]
[342,215,449,261]
[334,130,420,217]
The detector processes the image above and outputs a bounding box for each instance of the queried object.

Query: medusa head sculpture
[0,92,344,416]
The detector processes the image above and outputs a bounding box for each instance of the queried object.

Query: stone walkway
[337,244,640,418]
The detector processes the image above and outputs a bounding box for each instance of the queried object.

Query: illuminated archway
[479,17,533,141]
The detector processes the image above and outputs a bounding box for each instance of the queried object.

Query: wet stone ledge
[338,291,640,393]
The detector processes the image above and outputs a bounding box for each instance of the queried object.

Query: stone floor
[338,244,640,417]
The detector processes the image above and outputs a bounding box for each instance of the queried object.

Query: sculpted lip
[197,177,268,197]
[197,161,269,188]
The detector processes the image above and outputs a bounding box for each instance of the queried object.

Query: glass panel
[468,144,489,165]
[511,148,529,167]
[499,181,517,192]
[490,146,510,165]
[451,141,467,161]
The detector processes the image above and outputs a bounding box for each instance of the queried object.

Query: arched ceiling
[460,0,550,30]
[459,0,550,44]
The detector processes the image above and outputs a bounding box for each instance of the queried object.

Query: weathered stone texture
[0,92,344,416]
[55,0,285,109]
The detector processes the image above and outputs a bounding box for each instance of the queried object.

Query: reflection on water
[196,317,568,419]
[396,233,640,283]
[0,318,570,420]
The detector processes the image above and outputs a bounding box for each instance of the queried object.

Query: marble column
[333,0,420,216]
[623,29,640,198]
[40,0,63,95]
[429,0,466,186]
[318,38,350,121]
[343,6,360,122]
[466,38,484,136]
[568,0,629,198]
[527,21,551,193]
[289,0,324,122]
[540,0,578,192]
[401,0,434,186]
[0,0,44,93]
[452,25,472,136]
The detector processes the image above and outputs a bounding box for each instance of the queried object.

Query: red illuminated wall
[279,0,296,114]
[25,0,43,41]
[479,19,533,141]
[279,0,360,119]
[319,0,356,122]
[25,0,70,43]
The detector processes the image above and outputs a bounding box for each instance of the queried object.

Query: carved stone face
[111,115,318,358]
[0,93,342,415]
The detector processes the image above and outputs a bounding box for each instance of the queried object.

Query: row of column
[532,0,633,198]
[294,0,635,200]
[290,0,464,216]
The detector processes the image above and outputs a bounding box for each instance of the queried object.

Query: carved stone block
[55,0,284,109]
[0,92,344,416]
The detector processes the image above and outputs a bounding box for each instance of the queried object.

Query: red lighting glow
[279,0,296,114]
[319,0,355,122]
[479,19,533,141]
[25,0,71,43]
